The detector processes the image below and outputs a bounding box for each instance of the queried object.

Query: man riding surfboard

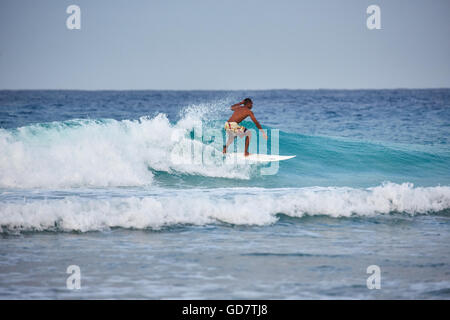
[223,98,268,157]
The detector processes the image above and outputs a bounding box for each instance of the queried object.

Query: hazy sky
[0,0,449,90]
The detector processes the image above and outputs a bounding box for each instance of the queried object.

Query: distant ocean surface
[1,89,449,299]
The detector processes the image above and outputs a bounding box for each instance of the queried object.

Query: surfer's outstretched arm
[248,111,268,140]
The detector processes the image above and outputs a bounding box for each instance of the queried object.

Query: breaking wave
[1,183,449,233]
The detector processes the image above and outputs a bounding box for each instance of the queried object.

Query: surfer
[223,98,268,156]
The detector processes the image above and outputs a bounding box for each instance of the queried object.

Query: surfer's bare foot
[223,146,227,154]
[244,152,251,157]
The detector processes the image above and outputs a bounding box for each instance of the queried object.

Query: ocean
[0,89,449,299]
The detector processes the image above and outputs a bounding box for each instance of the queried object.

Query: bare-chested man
[223,98,267,156]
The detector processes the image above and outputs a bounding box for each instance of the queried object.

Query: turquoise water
[0,89,449,299]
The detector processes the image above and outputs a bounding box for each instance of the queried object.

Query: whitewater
[1,183,450,233]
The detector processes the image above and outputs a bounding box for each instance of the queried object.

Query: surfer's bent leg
[244,129,252,156]
[223,131,236,154]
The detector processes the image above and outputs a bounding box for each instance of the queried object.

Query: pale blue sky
[0,0,449,89]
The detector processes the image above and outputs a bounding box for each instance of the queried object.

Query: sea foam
[1,183,449,232]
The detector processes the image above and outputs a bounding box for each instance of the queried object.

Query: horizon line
[1,87,450,91]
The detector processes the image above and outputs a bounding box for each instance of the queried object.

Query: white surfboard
[226,153,296,162]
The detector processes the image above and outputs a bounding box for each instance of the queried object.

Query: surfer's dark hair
[243,98,252,104]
